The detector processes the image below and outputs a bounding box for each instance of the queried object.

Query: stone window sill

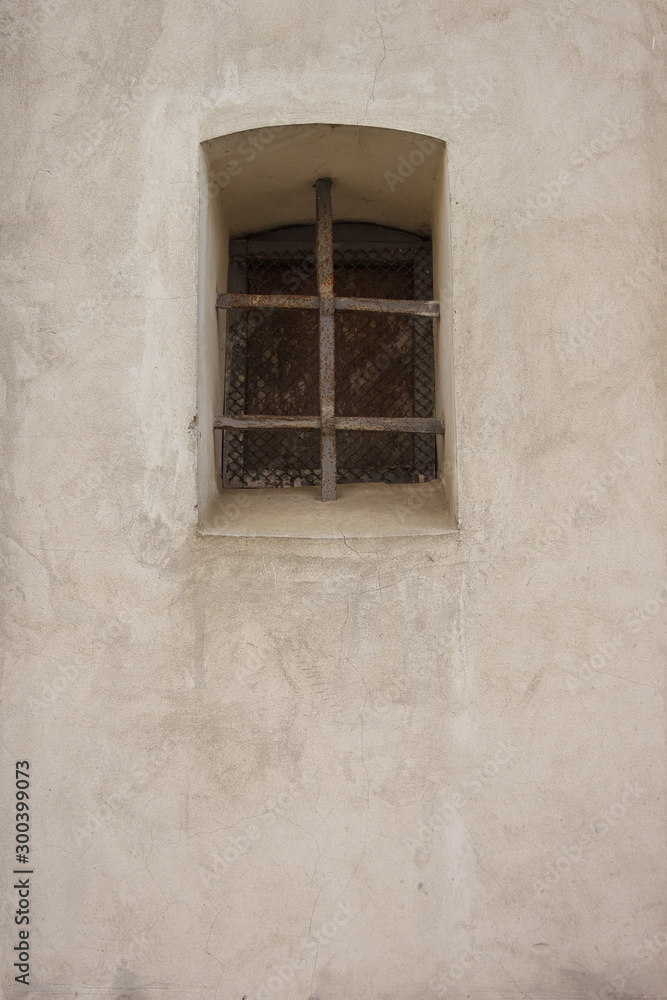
[199,479,457,539]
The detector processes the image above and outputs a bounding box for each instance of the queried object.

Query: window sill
[199,479,456,539]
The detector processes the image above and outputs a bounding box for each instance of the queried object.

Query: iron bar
[316,178,337,502]
[215,415,321,430]
[334,296,439,317]
[215,415,444,434]
[217,293,438,317]
[335,417,444,433]
[217,292,320,310]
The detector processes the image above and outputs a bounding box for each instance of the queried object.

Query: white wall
[1,1,665,998]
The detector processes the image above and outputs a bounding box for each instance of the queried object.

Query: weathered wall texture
[1,1,666,998]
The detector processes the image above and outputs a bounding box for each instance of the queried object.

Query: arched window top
[202,122,444,236]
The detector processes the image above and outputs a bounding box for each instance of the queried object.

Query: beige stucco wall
[1,1,666,998]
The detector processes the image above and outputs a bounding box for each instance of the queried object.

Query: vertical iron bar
[316,178,336,501]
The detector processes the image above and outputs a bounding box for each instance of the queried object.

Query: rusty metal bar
[316,178,336,501]
[215,415,321,430]
[217,292,320,310]
[218,293,439,317]
[335,416,444,433]
[215,415,444,434]
[334,296,440,317]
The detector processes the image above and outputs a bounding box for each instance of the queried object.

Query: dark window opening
[216,180,442,501]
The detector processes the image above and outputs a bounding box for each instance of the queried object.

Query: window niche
[197,123,456,537]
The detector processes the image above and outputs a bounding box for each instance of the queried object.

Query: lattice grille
[222,227,437,490]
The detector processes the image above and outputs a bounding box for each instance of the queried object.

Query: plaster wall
[1,2,665,999]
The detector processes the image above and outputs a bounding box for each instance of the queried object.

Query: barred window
[216,179,443,502]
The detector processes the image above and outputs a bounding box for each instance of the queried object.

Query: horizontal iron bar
[335,416,444,433]
[215,415,321,429]
[334,297,440,317]
[215,415,445,434]
[217,292,440,317]
[217,293,320,310]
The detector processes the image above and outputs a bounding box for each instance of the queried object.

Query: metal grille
[216,180,443,501]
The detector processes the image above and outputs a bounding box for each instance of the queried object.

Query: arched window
[198,124,455,535]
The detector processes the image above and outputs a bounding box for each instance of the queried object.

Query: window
[198,124,456,537]
[216,180,442,501]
